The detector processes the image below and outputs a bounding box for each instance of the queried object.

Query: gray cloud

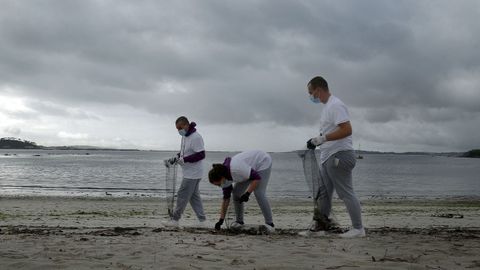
[1,0,479,151]
[26,100,100,120]
[4,127,21,137]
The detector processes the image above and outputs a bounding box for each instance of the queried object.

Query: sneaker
[262,223,275,234]
[163,219,179,228]
[339,227,366,238]
[230,221,244,229]
[298,219,328,237]
[308,220,320,231]
[194,220,207,228]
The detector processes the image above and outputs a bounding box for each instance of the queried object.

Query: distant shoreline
[1,137,478,157]
[0,148,473,156]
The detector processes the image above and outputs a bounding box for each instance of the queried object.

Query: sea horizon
[1,149,479,199]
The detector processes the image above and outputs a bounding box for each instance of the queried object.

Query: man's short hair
[308,76,329,91]
[175,116,189,125]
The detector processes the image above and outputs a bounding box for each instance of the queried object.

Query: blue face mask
[178,129,187,136]
[309,94,321,104]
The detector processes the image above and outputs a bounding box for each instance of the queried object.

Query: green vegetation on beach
[0,137,40,149]
[462,149,480,158]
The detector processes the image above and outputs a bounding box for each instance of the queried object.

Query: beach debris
[189,264,203,270]
[467,260,480,268]
[431,213,464,219]
[202,241,216,247]
[227,224,275,235]
[147,226,480,239]
[195,255,221,262]
[230,258,247,265]
[375,247,423,263]
[88,227,140,236]
[326,265,359,269]
[378,254,422,263]
[113,227,135,233]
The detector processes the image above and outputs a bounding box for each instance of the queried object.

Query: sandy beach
[1,196,479,269]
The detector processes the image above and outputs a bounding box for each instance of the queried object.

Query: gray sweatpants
[172,178,206,222]
[232,165,273,225]
[317,150,363,229]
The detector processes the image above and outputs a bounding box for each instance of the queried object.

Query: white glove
[311,134,327,146]
[177,158,185,166]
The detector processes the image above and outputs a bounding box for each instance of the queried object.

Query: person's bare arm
[326,121,352,141]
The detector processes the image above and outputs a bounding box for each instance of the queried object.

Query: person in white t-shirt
[164,116,206,228]
[306,76,365,238]
[208,150,275,234]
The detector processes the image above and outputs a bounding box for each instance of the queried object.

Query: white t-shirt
[180,131,205,179]
[318,95,353,164]
[230,150,272,183]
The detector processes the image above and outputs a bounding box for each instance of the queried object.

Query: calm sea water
[0,149,479,199]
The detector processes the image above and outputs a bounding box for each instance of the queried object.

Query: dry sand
[1,196,479,269]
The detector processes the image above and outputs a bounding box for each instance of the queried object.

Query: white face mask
[221,179,233,188]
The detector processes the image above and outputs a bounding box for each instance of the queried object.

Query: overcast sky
[1,0,479,152]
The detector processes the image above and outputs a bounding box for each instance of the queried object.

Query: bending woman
[208,150,274,233]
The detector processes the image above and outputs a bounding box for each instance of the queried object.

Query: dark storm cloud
[1,0,479,150]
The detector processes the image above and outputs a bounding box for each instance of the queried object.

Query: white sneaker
[308,220,319,231]
[262,224,275,234]
[339,228,366,238]
[163,219,179,228]
[194,220,207,228]
[230,221,244,229]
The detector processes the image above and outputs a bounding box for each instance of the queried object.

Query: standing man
[164,116,206,227]
[306,76,365,238]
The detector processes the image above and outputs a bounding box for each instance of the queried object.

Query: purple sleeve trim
[183,151,205,163]
[249,169,261,181]
[223,157,233,180]
[222,185,233,199]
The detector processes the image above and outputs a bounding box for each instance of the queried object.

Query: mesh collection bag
[297,149,336,231]
[297,149,326,202]
[165,163,177,218]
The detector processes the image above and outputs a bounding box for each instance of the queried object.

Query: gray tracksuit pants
[317,150,363,229]
[172,178,206,222]
[232,165,273,225]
